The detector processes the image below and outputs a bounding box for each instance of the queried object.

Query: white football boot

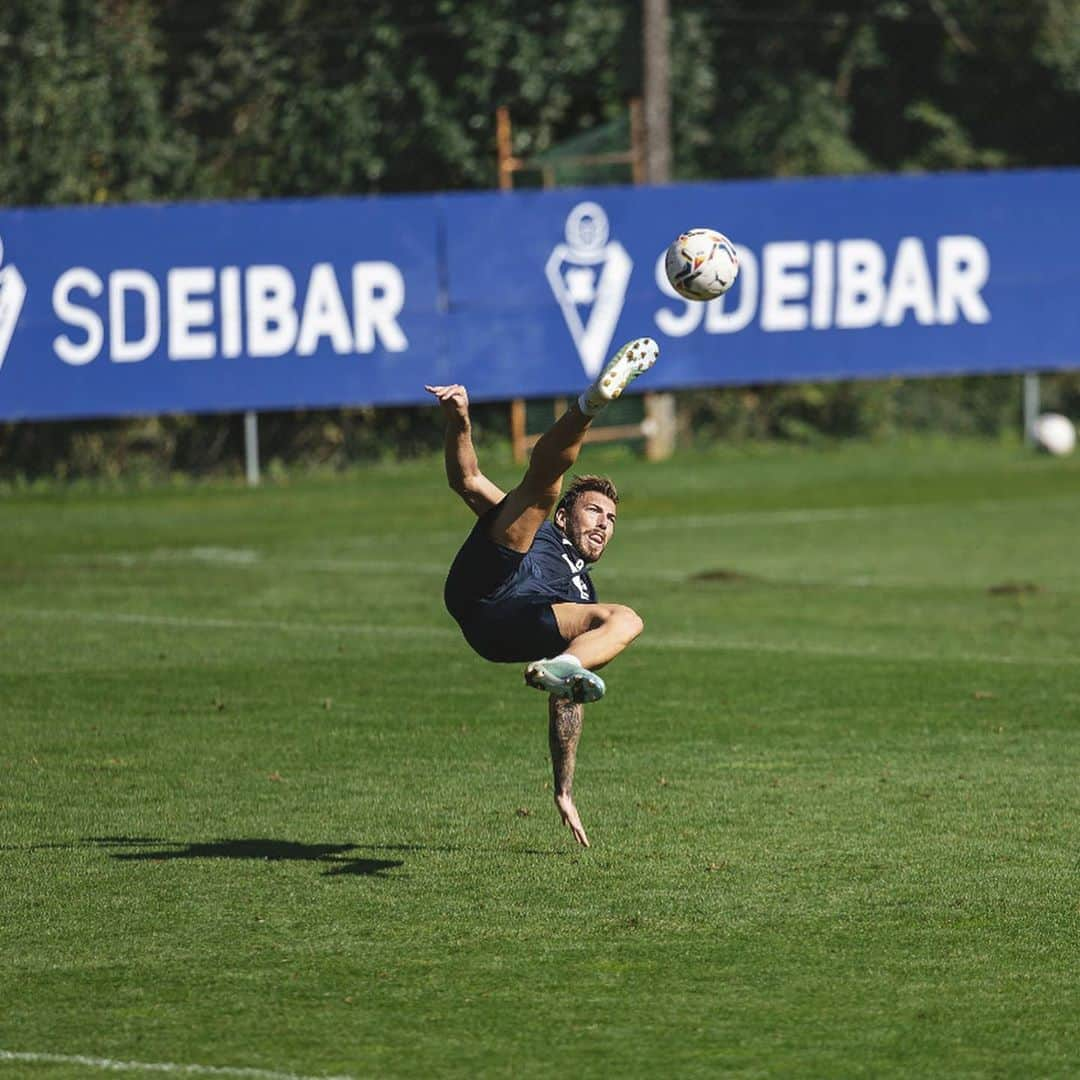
[578,337,660,416]
[524,656,606,703]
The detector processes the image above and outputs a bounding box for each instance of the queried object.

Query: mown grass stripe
[0,1049,355,1080]
[6,606,1078,667]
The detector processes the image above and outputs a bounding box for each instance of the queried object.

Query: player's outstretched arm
[425,384,505,517]
[549,695,590,847]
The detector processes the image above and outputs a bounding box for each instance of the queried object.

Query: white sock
[549,652,582,667]
[577,389,604,417]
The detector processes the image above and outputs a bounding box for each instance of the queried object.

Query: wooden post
[643,392,676,461]
[642,0,671,186]
[500,106,528,459]
[510,397,527,464]
[496,96,674,462]
[641,3,676,461]
[496,106,515,191]
[629,98,646,186]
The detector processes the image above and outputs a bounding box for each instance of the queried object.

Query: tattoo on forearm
[548,696,584,797]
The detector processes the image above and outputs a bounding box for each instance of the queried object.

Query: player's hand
[555,793,590,848]
[424,384,471,423]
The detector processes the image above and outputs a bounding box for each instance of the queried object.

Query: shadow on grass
[85,836,404,877]
[2,836,568,866]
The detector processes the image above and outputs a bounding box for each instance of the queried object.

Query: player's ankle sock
[549,652,583,667]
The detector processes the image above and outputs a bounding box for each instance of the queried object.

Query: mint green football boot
[524,656,606,703]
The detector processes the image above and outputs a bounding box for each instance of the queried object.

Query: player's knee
[609,604,644,642]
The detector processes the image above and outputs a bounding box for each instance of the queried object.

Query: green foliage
[0,399,517,483]
[2,0,1079,477]
[4,0,1079,203]
[3,376,1064,483]
[680,373,1046,447]
[1037,0,1080,92]
[715,72,873,178]
[902,101,1009,172]
[0,0,179,204]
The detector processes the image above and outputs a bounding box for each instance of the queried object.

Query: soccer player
[426,336,658,846]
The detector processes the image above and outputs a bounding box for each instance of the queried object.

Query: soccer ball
[1031,412,1076,456]
[665,228,739,301]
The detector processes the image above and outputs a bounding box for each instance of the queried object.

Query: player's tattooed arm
[548,695,590,847]
[425,383,505,517]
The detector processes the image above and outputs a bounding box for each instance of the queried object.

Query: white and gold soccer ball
[664,228,739,301]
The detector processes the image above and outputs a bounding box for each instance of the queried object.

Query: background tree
[1,0,1078,478]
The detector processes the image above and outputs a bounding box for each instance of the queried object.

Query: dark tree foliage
[4,0,1078,203]
[1,1,1078,477]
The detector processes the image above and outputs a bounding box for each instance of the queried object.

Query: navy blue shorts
[444,513,569,664]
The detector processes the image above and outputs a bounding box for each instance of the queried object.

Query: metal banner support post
[1023,373,1041,445]
[244,410,261,487]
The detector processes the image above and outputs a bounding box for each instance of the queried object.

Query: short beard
[567,523,604,562]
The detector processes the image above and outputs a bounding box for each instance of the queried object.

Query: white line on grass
[7,607,451,640]
[41,557,1080,596]
[0,1049,355,1080]
[638,632,1080,667]
[58,550,449,575]
[49,552,1080,592]
[45,490,1080,583]
[49,491,1080,564]
[620,492,1080,533]
[7,607,1079,668]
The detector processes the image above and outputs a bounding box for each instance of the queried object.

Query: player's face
[562,493,617,562]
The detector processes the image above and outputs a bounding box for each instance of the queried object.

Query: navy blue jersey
[444,507,597,663]
[491,520,597,606]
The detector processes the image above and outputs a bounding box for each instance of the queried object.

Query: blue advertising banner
[0,169,1077,420]
[442,170,1080,400]
[0,196,443,420]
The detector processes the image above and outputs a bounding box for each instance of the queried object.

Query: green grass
[2,439,1079,1079]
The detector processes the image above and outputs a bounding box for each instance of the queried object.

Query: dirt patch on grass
[689,568,758,584]
[987,581,1041,596]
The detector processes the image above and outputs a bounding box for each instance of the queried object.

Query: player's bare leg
[491,337,659,553]
[551,602,644,671]
[525,602,643,701]
[531,336,661,493]
[485,408,590,552]
[549,695,589,847]
[519,339,657,702]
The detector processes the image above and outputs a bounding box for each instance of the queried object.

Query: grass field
[2,438,1079,1079]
